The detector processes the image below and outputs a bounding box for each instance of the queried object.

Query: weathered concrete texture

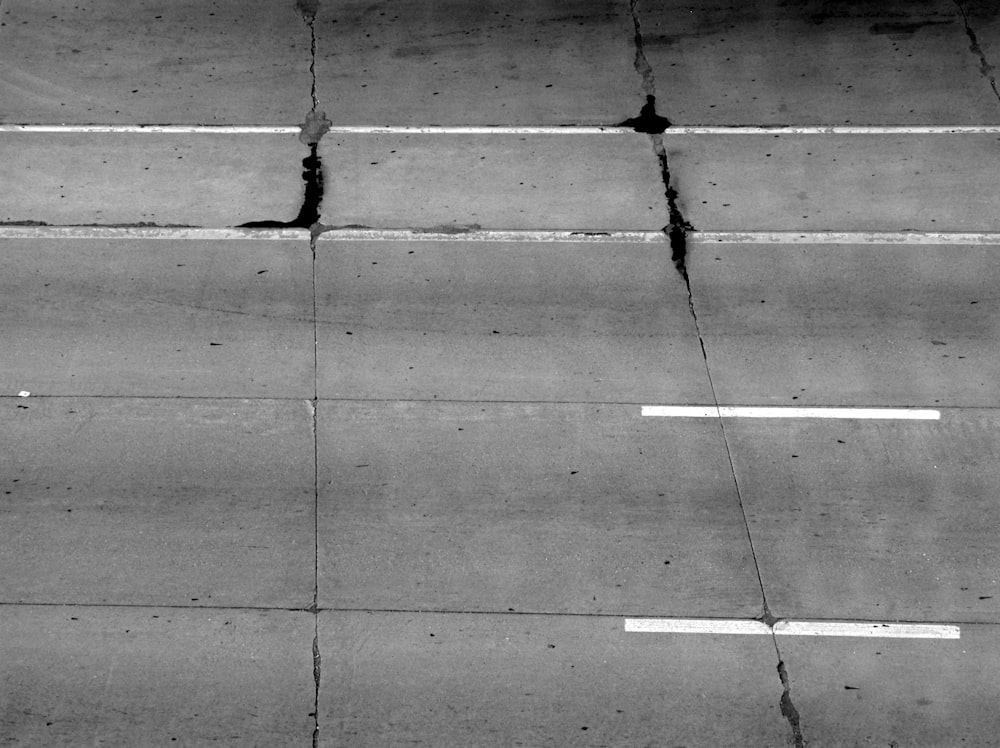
[318,611,790,747]
[318,133,666,230]
[780,625,1000,746]
[317,401,763,617]
[0,398,315,608]
[689,243,1000,407]
[1,606,315,746]
[638,0,1000,125]
[0,134,304,227]
[315,240,712,403]
[0,239,314,398]
[314,0,641,125]
[670,133,1000,231]
[0,0,312,124]
[726,410,1000,622]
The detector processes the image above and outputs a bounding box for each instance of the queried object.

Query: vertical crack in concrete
[619,0,672,133]
[954,0,1000,104]
[312,625,322,747]
[308,396,320,746]
[777,659,806,747]
[239,1,330,231]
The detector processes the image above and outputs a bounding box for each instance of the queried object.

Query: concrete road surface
[3,0,1000,745]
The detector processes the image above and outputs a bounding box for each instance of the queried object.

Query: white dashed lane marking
[641,406,941,420]
[625,619,961,639]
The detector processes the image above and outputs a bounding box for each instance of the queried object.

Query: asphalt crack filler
[240,0,330,232]
[954,0,1000,104]
[621,3,805,745]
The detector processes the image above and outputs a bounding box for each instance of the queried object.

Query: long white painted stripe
[315,229,663,243]
[774,621,961,639]
[0,227,309,240]
[0,125,302,134]
[625,619,960,639]
[625,619,772,635]
[2,226,999,247]
[693,231,1000,245]
[641,406,941,420]
[4,124,1000,134]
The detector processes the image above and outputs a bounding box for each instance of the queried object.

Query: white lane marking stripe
[696,231,1000,245]
[1,227,998,247]
[774,621,961,639]
[625,619,771,635]
[641,406,941,420]
[0,227,309,240]
[3,125,1000,135]
[316,229,663,242]
[0,125,302,134]
[625,619,960,639]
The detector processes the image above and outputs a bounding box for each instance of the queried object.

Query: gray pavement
[318,134,666,230]
[640,0,1000,125]
[3,0,1000,745]
[688,242,1000,406]
[0,0,312,124]
[1,134,304,227]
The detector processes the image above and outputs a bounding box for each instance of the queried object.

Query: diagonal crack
[777,658,806,747]
[621,2,804,742]
[954,0,1000,104]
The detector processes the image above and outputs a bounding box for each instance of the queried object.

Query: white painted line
[625,619,960,639]
[3,226,999,247]
[662,125,1000,135]
[0,125,301,134]
[641,406,941,420]
[4,124,1000,135]
[325,125,631,134]
[625,619,772,635]
[316,229,664,243]
[774,621,961,639]
[693,231,1000,245]
[0,227,309,241]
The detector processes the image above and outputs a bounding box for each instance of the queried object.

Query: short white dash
[641,406,941,420]
[625,619,960,639]
[17,391,30,397]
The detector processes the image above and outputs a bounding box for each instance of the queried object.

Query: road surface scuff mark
[954,0,1000,103]
[777,659,806,747]
[240,0,330,232]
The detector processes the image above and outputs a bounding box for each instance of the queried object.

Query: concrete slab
[1,606,315,745]
[318,133,666,230]
[314,0,641,126]
[318,611,791,747]
[638,0,1000,125]
[724,409,1000,622]
[0,133,304,227]
[315,240,712,403]
[689,242,1000,407]
[0,238,314,398]
[0,397,315,608]
[0,0,312,125]
[670,133,1000,231]
[779,624,1000,745]
[317,401,764,617]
